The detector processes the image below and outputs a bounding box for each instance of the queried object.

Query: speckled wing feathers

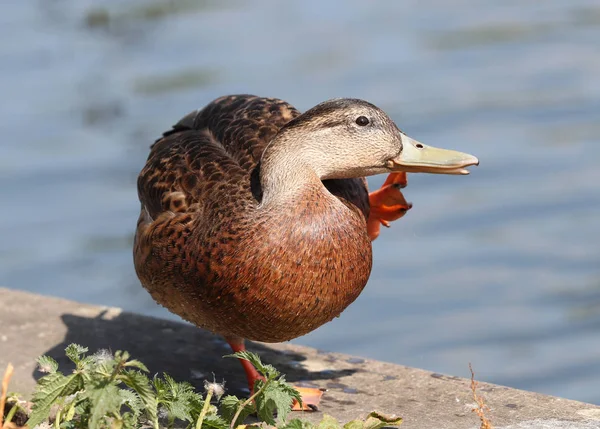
[138,95,301,220]
[164,95,300,168]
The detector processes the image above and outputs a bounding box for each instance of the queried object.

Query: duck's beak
[388,134,479,175]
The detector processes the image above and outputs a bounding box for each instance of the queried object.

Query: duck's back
[137,95,295,220]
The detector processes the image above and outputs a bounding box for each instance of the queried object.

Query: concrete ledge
[1,287,599,428]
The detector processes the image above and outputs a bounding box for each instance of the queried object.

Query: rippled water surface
[2,0,600,404]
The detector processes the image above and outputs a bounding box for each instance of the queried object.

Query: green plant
[17,344,402,429]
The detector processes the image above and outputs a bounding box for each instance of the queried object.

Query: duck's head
[273,98,479,180]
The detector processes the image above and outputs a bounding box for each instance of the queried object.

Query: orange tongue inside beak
[367,172,412,241]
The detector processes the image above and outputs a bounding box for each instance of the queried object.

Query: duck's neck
[259,137,327,207]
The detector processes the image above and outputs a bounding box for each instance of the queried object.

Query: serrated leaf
[163,393,193,422]
[92,358,117,381]
[273,378,302,409]
[153,376,167,399]
[201,413,229,429]
[281,418,315,429]
[120,370,158,428]
[118,388,144,420]
[220,395,254,426]
[154,373,201,423]
[317,414,342,429]
[186,390,207,424]
[64,395,78,422]
[114,350,131,362]
[225,351,279,380]
[363,411,402,429]
[124,359,149,372]
[65,344,88,364]
[78,355,96,374]
[36,355,59,374]
[163,373,179,391]
[27,373,83,428]
[254,381,294,425]
[120,411,137,428]
[85,383,121,429]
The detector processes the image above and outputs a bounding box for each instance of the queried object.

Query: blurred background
[1,0,599,404]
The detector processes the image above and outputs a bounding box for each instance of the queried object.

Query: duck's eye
[355,116,370,126]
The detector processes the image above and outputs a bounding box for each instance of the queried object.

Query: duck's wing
[137,95,301,221]
[165,95,300,170]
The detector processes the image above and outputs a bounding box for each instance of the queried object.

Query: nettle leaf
[85,383,121,429]
[120,369,158,428]
[154,373,201,423]
[254,380,294,425]
[120,410,138,429]
[186,390,207,423]
[201,413,229,429]
[64,394,79,422]
[317,414,342,429]
[226,351,279,380]
[62,420,79,429]
[273,378,302,409]
[162,373,179,392]
[36,355,59,374]
[165,391,195,422]
[282,418,315,429]
[118,388,144,420]
[27,372,83,428]
[93,358,117,380]
[124,359,149,372]
[65,344,89,364]
[78,355,97,374]
[153,376,168,400]
[114,350,131,362]
[220,395,254,426]
[75,399,91,417]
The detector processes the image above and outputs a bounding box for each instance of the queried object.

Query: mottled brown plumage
[134,95,376,342]
[134,94,478,347]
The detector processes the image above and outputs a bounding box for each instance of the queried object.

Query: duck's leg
[226,336,264,391]
[225,336,323,411]
[367,172,412,241]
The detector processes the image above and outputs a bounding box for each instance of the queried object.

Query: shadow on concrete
[36,310,356,396]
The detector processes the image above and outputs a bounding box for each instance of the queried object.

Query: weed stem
[0,363,15,428]
[230,380,268,429]
[195,387,214,429]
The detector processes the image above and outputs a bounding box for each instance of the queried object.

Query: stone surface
[1,287,599,428]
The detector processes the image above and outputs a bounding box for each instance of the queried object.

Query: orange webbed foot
[367,172,412,241]
[292,386,325,411]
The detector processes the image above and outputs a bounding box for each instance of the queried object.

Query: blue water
[1,0,599,404]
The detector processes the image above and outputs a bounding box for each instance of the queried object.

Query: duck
[133,95,478,409]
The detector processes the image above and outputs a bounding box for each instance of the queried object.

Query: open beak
[388,134,479,175]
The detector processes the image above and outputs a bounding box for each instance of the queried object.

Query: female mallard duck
[134,95,477,408]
